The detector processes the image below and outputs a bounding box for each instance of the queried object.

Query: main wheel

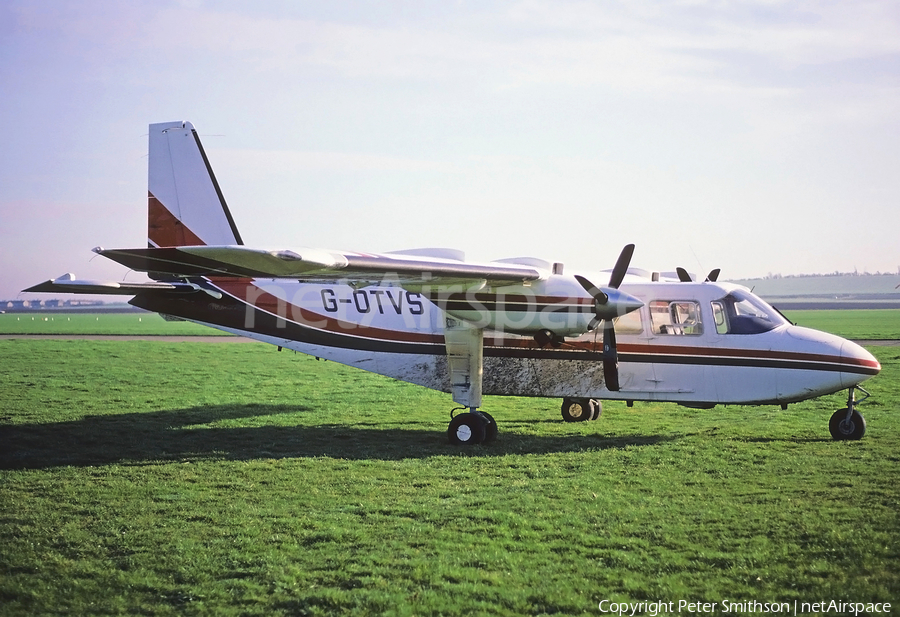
[561,398,592,422]
[829,408,866,440]
[448,412,487,445]
[588,399,602,420]
[479,411,498,443]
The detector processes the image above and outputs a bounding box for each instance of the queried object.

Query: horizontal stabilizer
[24,273,183,295]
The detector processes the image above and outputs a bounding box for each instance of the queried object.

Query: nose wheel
[447,408,498,445]
[829,386,870,441]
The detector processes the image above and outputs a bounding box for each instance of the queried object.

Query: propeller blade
[705,268,720,282]
[576,247,643,328]
[676,267,692,282]
[574,274,608,304]
[602,320,620,391]
[607,244,635,289]
[577,244,637,392]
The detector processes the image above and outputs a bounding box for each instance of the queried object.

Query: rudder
[148,121,243,248]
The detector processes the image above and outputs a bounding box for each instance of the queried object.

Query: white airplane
[26,121,881,444]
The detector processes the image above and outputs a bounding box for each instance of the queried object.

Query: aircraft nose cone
[840,339,881,388]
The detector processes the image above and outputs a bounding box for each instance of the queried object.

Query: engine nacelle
[432,285,642,338]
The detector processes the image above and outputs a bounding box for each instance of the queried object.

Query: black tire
[448,412,487,445]
[561,398,592,422]
[588,399,603,420]
[829,408,866,441]
[479,411,498,443]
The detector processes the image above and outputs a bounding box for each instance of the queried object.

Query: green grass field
[1,340,898,615]
[783,309,900,340]
[0,312,231,336]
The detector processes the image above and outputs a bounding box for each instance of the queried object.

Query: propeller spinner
[574,244,642,392]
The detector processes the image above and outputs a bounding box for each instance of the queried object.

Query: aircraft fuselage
[130,275,879,409]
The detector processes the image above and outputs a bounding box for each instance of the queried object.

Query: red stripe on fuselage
[206,278,879,374]
[210,279,444,345]
[614,343,880,371]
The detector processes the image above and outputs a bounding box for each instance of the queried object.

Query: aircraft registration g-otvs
[27,121,881,444]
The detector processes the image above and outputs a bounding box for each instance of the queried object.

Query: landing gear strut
[829,386,870,441]
[447,408,498,445]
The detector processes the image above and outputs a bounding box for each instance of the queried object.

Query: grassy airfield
[0,316,898,615]
[0,312,229,336]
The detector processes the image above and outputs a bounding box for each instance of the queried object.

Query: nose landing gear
[829,386,870,441]
[447,408,498,445]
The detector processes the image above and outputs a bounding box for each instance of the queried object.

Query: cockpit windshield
[711,289,787,335]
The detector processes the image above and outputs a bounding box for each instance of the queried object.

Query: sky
[2,0,899,300]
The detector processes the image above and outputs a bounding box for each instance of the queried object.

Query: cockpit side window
[650,300,703,335]
[712,301,729,334]
[711,290,787,335]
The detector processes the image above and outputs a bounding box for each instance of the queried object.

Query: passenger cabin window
[650,300,702,335]
[710,290,787,335]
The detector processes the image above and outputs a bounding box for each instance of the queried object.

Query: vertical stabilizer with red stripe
[148,121,243,248]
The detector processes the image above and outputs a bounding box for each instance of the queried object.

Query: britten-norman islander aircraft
[26,121,881,444]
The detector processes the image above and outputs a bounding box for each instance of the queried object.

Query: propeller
[675,267,720,282]
[574,244,641,392]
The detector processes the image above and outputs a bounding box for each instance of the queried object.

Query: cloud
[13,1,899,93]
[2,0,898,296]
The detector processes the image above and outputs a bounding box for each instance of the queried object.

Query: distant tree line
[758,270,900,280]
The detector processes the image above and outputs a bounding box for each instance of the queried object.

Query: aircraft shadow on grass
[0,403,681,470]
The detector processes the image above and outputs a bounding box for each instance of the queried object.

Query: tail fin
[148,121,243,248]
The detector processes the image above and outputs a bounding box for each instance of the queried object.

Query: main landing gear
[829,386,870,441]
[447,409,498,445]
[561,398,602,422]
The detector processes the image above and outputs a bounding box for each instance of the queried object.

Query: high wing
[95,245,544,289]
